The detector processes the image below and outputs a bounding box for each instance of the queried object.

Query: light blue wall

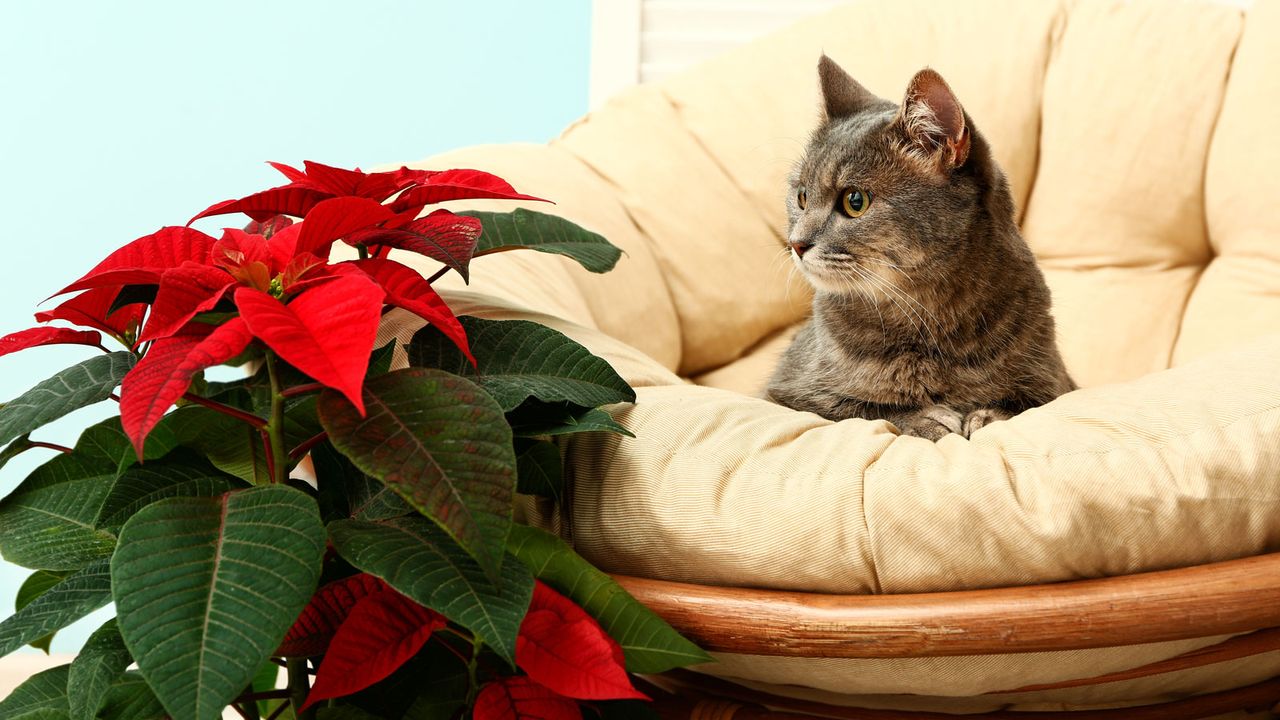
[0,0,591,654]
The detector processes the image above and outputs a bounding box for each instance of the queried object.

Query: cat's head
[787,56,1006,296]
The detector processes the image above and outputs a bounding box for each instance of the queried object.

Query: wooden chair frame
[611,552,1280,718]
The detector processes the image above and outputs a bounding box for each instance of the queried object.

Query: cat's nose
[789,240,813,258]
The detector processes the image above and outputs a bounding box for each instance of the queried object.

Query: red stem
[29,441,72,454]
[281,382,325,399]
[182,393,268,429]
[262,431,278,484]
[289,431,328,461]
[95,343,113,354]
[109,393,121,403]
[426,265,449,284]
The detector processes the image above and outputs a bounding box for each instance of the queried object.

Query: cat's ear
[818,54,879,120]
[897,68,970,171]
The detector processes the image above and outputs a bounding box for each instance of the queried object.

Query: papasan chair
[374,0,1280,716]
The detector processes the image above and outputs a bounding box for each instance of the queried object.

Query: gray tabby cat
[766,56,1074,440]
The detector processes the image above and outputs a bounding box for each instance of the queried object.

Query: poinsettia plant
[0,161,711,720]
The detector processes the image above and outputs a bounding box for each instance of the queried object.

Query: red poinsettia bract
[476,678,581,720]
[515,582,647,701]
[288,577,647,716]
[301,585,448,709]
[2,160,549,457]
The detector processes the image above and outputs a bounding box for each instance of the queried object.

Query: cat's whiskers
[861,256,912,284]
[860,272,890,348]
[846,263,935,350]
[853,263,954,355]
[860,266,955,354]
[771,248,802,304]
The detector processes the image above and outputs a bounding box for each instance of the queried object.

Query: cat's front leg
[962,407,1013,437]
[891,405,964,441]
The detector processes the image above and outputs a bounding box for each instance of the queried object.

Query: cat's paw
[897,405,964,441]
[962,407,1012,438]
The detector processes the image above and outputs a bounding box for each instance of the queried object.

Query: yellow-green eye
[841,188,871,217]
[797,188,807,210]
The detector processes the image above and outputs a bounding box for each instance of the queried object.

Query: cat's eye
[797,188,807,210]
[840,188,872,217]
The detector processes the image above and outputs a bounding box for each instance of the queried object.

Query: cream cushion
[379,0,1280,711]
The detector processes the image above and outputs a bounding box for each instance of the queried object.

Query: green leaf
[0,421,132,570]
[94,450,247,531]
[506,525,712,673]
[328,516,534,666]
[319,368,516,582]
[68,619,131,720]
[0,434,35,472]
[81,417,177,479]
[463,208,622,273]
[407,317,635,412]
[165,405,269,484]
[508,402,634,438]
[15,571,66,608]
[111,486,325,720]
[312,442,410,523]
[0,559,112,658]
[94,672,166,720]
[250,659,282,718]
[0,352,136,447]
[15,570,65,653]
[514,440,562,501]
[368,339,397,377]
[0,664,70,719]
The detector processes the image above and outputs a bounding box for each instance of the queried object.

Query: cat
[765,56,1074,440]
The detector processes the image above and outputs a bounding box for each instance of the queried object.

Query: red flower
[8,160,543,456]
[302,585,447,709]
[475,677,581,720]
[120,319,256,458]
[515,582,646,701]
[0,327,104,359]
[278,574,388,658]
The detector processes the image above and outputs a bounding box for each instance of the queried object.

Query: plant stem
[281,382,325,399]
[289,431,328,461]
[238,689,291,702]
[426,265,450,284]
[356,243,369,260]
[182,393,268,429]
[265,702,291,720]
[466,634,484,706]
[28,441,72,454]
[264,352,289,485]
[287,658,315,720]
[261,432,277,486]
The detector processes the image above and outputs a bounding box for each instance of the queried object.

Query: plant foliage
[0,159,707,719]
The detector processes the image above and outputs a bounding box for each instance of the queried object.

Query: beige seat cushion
[377,0,1280,709]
